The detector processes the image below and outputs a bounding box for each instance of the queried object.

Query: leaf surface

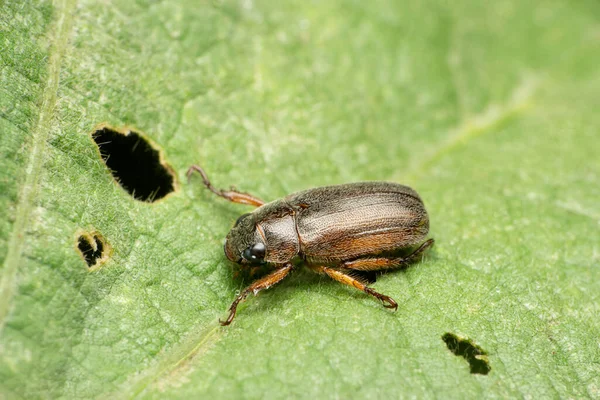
[1,0,599,399]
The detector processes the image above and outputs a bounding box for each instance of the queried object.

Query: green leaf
[2,0,599,398]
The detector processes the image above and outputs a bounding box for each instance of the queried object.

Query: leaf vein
[0,0,76,334]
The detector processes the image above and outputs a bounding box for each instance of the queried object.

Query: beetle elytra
[187,165,434,325]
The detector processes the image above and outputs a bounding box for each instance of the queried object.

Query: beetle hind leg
[309,266,398,310]
[344,238,434,271]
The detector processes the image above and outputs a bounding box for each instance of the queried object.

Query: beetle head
[224,213,267,266]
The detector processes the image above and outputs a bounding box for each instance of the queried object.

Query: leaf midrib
[0,0,76,333]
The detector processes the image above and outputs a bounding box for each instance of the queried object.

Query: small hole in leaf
[76,232,111,269]
[92,126,176,202]
[442,333,491,375]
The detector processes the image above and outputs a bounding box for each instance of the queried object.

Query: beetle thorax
[256,207,300,264]
[224,200,301,266]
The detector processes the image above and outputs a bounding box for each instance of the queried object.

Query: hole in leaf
[92,126,176,202]
[76,232,111,269]
[442,333,491,375]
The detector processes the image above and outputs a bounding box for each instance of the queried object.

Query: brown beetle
[187,165,434,325]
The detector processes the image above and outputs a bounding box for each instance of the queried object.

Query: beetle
[187,165,434,325]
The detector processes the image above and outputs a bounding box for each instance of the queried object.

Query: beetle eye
[251,242,266,259]
[242,243,266,263]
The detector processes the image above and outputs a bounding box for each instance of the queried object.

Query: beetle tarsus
[380,296,398,310]
[365,287,398,311]
[219,292,247,325]
[187,164,266,207]
[219,309,237,326]
[312,266,400,311]
[402,238,435,265]
[219,264,293,326]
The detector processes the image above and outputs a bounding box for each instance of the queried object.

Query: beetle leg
[186,164,265,207]
[343,238,435,271]
[310,266,398,310]
[220,263,293,326]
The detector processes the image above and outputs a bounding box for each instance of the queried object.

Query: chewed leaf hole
[92,126,176,202]
[442,333,491,375]
[76,231,111,269]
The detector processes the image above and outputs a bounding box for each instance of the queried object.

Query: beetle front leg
[221,263,293,326]
[309,266,398,310]
[187,164,265,207]
[344,238,435,271]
